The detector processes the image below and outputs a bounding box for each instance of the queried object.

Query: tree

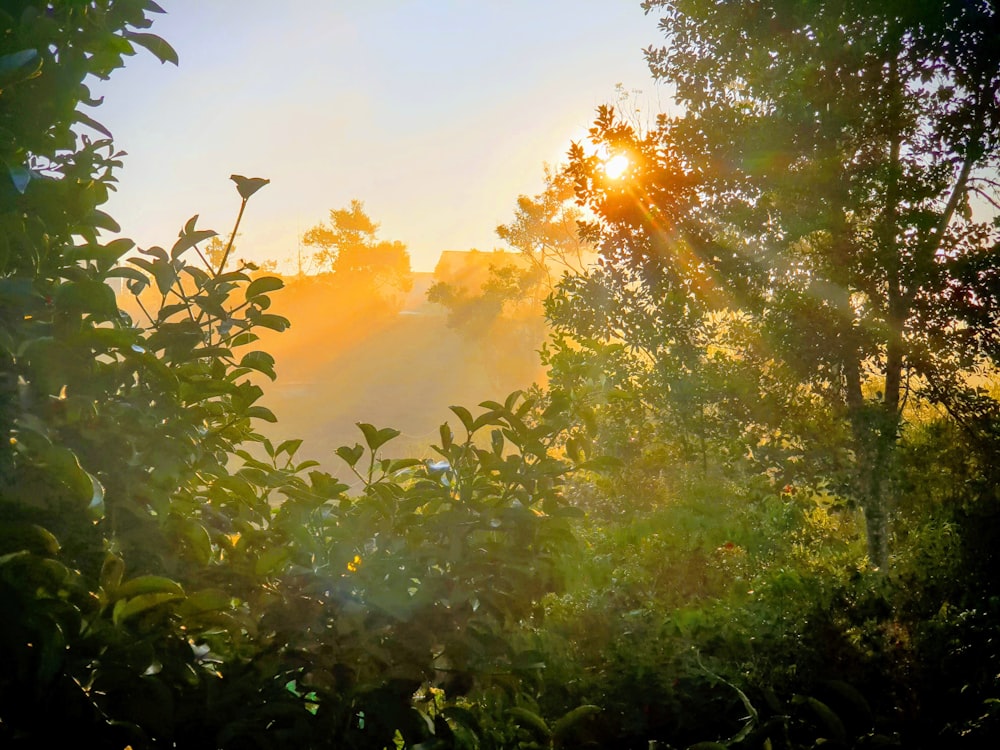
[428,166,594,348]
[563,0,1000,568]
[496,164,596,286]
[303,199,412,302]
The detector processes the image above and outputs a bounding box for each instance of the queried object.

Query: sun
[603,153,630,179]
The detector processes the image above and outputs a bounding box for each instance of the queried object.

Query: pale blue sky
[93,1,664,271]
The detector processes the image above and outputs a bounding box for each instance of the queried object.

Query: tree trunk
[844,350,894,570]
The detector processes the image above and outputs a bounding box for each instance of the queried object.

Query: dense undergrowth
[2,2,1000,749]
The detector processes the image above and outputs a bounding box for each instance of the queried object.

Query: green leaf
[254,546,290,576]
[91,210,122,233]
[251,312,290,332]
[7,164,30,194]
[449,405,475,433]
[115,575,185,600]
[230,174,270,200]
[551,705,601,747]
[180,588,233,615]
[357,423,400,452]
[0,523,61,556]
[100,554,125,593]
[0,49,42,87]
[800,696,847,744]
[246,405,277,422]
[275,438,303,457]
[75,111,113,139]
[171,228,217,260]
[309,470,350,496]
[128,255,176,295]
[336,443,365,468]
[113,592,183,624]
[55,279,118,317]
[68,237,135,271]
[506,707,550,740]
[239,350,277,380]
[14,431,99,509]
[438,422,453,451]
[181,520,213,566]
[246,275,284,299]
[123,31,179,65]
[87,473,105,520]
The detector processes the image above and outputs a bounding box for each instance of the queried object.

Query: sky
[91,0,666,273]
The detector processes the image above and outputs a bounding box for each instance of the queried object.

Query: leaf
[357,423,400,452]
[246,275,284,299]
[506,707,550,740]
[251,312,290,331]
[246,405,277,422]
[230,174,270,200]
[438,422,453,451]
[239,350,277,380]
[171,228,217,260]
[441,705,482,735]
[336,443,365,468]
[128,255,176,295]
[100,553,125,593]
[0,49,42,87]
[801,696,847,743]
[113,592,183,624]
[7,164,30,194]
[275,438,303,457]
[254,547,290,576]
[90,210,121,232]
[123,31,179,65]
[309,470,350,496]
[182,520,213,566]
[139,244,169,261]
[115,575,185,600]
[75,111,113,139]
[180,588,233,614]
[0,523,60,556]
[551,705,601,747]
[88,473,105,520]
[449,405,475,433]
[55,279,118,317]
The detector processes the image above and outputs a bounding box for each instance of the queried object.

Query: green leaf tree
[563,0,1000,568]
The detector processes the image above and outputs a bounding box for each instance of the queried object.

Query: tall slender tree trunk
[844,347,895,570]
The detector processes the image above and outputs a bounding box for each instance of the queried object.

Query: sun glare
[604,153,630,179]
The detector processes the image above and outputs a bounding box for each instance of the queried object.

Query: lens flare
[603,154,630,179]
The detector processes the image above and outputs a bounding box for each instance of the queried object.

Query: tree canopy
[556,0,1000,568]
[303,199,412,303]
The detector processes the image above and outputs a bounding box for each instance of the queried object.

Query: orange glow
[603,153,630,179]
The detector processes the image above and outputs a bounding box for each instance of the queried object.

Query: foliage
[0,4,580,747]
[496,164,595,284]
[5,2,1000,749]
[556,0,1000,569]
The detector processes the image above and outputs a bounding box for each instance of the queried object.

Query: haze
[93,0,663,272]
